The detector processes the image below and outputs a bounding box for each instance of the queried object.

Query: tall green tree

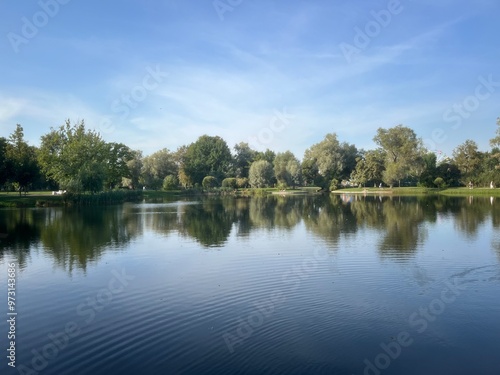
[254,149,276,165]
[233,142,257,178]
[0,137,10,187]
[373,125,424,187]
[351,149,385,187]
[418,152,438,187]
[302,133,358,188]
[273,151,302,188]
[249,160,274,188]
[339,142,359,180]
[172,145,192,189]
[490,117,500,147]
[140,148,178,190]
[123,150,143,189]
[6,125,39,195]
[105,142,134,189]
[436,161,461,187]
[183,135,232,184]
[38,120,108,193]
[489,117,500,170]
[452,139,483,184]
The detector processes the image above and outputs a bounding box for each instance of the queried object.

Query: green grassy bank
[3,186,497,208]
[0,190,143,208]
[331,186,500,196]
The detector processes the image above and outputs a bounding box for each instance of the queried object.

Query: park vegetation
[1,118,500,196]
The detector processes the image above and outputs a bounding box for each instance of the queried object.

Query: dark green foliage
[233,142,257,178]
[436,162,461,187]
[418,152,438,187]
[6,125,39,195]
[183,135,232,184]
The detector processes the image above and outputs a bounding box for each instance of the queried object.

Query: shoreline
[1,187,499,208]
[331,187,500,196]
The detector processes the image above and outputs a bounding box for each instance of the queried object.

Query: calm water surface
[1,194,500,375]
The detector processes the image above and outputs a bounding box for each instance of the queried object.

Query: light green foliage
[38,120,108,193]
[236,177,249,188]
[221,177,238,189]
[302,133,358,188]
[373,125,424,187]
[6,117,500,194]
[351,149,385,187]
[202,176,218,189]
[329,178,339,191]
[254,149,276,165]
[178,168,192,189]
[452,139,483,183]
[123,150,143,189]
[141,148,178,190]
[273,151,302,188]
[174,145,192,189]
[489,118,500,171]
[489,117,500,148]
[434,177,446,188]
[249,160,274,188]
[162,175,179,190]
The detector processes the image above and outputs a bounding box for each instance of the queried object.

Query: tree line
[2,118,500,195]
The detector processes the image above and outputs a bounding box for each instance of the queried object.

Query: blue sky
[1,0,499,159]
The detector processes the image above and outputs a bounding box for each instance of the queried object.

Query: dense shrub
[221,178,237,189]
[329,178,339,191]
[202,176,218,189]
[236,178,249,189]
[433,177,446,188]
[162,175,179,190]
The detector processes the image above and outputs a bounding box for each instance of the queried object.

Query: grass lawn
[0,191,64,207]
[332,186,500,196]
[439,187,500,196]
[0,190,143,207]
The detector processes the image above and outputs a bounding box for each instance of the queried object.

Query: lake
[1,194,500,375]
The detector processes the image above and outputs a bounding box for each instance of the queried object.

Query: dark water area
[1,194,500,375]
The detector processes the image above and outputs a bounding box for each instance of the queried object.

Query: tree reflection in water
[1,194,498,272]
